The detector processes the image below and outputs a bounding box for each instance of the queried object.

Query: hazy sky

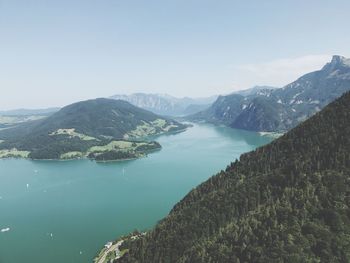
[0,0,349,110]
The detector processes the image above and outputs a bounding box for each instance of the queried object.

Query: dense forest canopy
[116,91,350,262]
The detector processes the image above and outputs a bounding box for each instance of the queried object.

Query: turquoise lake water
[0,123,272,263]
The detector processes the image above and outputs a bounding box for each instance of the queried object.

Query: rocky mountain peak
[323,55,350,71]
[332,55,348,63]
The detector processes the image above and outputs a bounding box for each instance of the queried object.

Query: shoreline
[0,154,148,163]
[0,142,164,163]
[0,126,186,162]
[258,131,284,139]
[94,232,146,263]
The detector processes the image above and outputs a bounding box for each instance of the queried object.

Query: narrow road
[96,240,124,263]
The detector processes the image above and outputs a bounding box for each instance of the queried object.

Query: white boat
[1,227,10,232]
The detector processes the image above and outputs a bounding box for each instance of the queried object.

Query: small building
[104,242,112,249]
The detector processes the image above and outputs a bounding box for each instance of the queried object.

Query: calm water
[0,123,272,263]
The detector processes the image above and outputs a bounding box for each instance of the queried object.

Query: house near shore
[104,242,112,249]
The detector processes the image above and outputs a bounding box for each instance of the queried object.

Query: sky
[0,0,349,110]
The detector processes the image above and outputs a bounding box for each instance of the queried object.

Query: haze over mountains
[0,107,59,116]
[189,55,350,132]
[115,90,350,263]
[0,94,216,120]
[110,93,218,116]
[1,55,349,137]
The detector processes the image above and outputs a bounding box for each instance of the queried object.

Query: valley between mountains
[0,55,350,263]
[2,2,350,263]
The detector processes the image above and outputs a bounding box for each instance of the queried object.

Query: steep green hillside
[115,91,350,262]
[0,98,186,160]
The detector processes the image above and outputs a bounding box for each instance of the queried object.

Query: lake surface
[0,123,272,263]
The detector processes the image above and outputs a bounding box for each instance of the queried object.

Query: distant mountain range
[114,91,350,263]
[110,93,218,116]
[0,107,60,129]
[0,107,59,116]
[0,98,187,160]
[189,55,350,132]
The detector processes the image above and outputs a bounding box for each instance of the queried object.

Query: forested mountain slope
[189,55,350,132]
[0,98,186,160]
[116,91,350,262]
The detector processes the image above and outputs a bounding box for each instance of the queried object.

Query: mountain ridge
[189,55,350,132]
